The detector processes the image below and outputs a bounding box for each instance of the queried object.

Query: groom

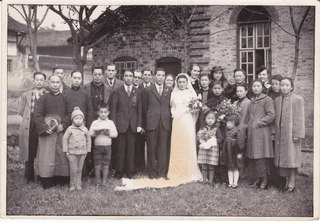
[143,68,172,179]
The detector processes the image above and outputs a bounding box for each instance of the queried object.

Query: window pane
[248,52,253,62]
[248,75,254,84]
[264,36,269,47]
[248,37,253,48]
[241,64,247,72]
[257,37,263,48]
[264,23,269,35]
[241,52,247,62]
[248,26,253,36]
[241,26,246,36]
[248,64,253,74]
[257,24,263,36]
[241,38,247,48]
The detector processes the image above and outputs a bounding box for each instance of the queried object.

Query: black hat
[211,66,225,72]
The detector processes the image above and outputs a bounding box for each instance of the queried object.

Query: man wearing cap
[33,75,73,189]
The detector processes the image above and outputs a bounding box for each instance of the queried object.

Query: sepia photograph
[1,0,319,219]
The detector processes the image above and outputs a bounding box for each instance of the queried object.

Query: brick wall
[93,5,314,137]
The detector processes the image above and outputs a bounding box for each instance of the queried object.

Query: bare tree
[48,5,120,77]
[289,6,311,80]
[10,5,49,72]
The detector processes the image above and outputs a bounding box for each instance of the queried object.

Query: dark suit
[110,85,142,177]
[81,82,113,177]
[104,77,124,91]
[143,84,172,178]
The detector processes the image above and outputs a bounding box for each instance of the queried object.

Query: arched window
[238,6,271,84]
[114,56,137,80]
[156,57,181,76]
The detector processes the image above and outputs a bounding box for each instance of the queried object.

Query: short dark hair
[98,102,109,111]
[187,63,201,76]
[155,67,166,74]
[233,68,247,80]
[203,109,216,123]
[143,68,153,75]
[281,77,294,92]
[251,79,264,89]
[271,74,283,82]
[71,70,82,77]
[52,67,63,73]
[212,80,223,88]
[236,82,248,91]
[225,114,240,126]
[199,73,210,80]
[33,72,46,79]
[92,66,104,73]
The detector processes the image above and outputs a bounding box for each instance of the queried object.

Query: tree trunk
[27,25,40,72]
[183,8,190,73]
[292,36,300,80]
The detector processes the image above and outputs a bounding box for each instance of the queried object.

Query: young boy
[63,107,91,191]
[19,72,47,183]
[89,103,118,185]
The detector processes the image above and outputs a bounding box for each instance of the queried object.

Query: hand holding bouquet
[188,94,203,113]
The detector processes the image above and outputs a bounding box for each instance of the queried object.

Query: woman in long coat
[274,77,305,192]
[246,79,275,189]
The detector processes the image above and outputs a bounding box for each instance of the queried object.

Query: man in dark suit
[81,66,113,178]
[140,68,153,89]
[143,68,172,179]
[103,63,124,91]
[110,70,142,179]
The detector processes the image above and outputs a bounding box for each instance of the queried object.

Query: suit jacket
[143,84,172,131]
[81,82,113,126]
[110,85,142,133]
[104,78,124,91]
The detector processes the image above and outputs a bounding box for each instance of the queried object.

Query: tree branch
[297,6,311,33]
[10,5,27,23]
[36,6,49,29]
[289,7,297,35]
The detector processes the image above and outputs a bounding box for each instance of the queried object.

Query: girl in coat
[220,114,245,188]
[274,77,305,192]
[246,79,275,190]
[197,110,223,185]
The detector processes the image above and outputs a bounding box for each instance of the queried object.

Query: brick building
[92,5,315,137]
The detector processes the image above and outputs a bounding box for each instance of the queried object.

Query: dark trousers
[25,120,38,182]
[134,133,146,173]
[117,127,135,176]
[147,122,170,178]
[83,138,95,178]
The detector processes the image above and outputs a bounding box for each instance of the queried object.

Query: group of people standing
[18,62,305,193]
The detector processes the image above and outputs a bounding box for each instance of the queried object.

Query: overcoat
[274,93,305,168]
[18,90,32,162]
[245,93,275,159]
[234,97,250,130]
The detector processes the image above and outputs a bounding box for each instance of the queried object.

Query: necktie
[127,86,131,96]
[110,80,113,86]
[159,85,163,96]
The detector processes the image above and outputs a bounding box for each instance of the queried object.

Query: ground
[6,145,314,217]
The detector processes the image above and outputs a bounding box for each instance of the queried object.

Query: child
[63,107,91,191]
[197,110,223,185]
[267,74,283,100]
[220,114,245,188]
[274,77,305,192]
[18,72,47,183]
[89,103,118,185]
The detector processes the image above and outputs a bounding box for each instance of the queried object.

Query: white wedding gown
[115,80,202,191]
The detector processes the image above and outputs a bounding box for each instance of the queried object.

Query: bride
[115,73,202,190]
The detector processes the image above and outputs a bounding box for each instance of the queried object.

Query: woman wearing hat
[209,66,229,90]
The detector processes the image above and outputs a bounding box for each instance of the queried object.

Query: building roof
[8,16,28,33]
[21,30,71,47]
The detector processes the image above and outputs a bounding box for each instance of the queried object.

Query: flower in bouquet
[188,94,202,113]
[215,99,242,121]
[197,127,216,142]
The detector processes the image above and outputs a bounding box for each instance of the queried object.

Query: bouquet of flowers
[215,99,242,121]
[197,127,218,149]
[188,94,202,113]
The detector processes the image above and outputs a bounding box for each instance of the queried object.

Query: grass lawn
[6,145,314,217]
